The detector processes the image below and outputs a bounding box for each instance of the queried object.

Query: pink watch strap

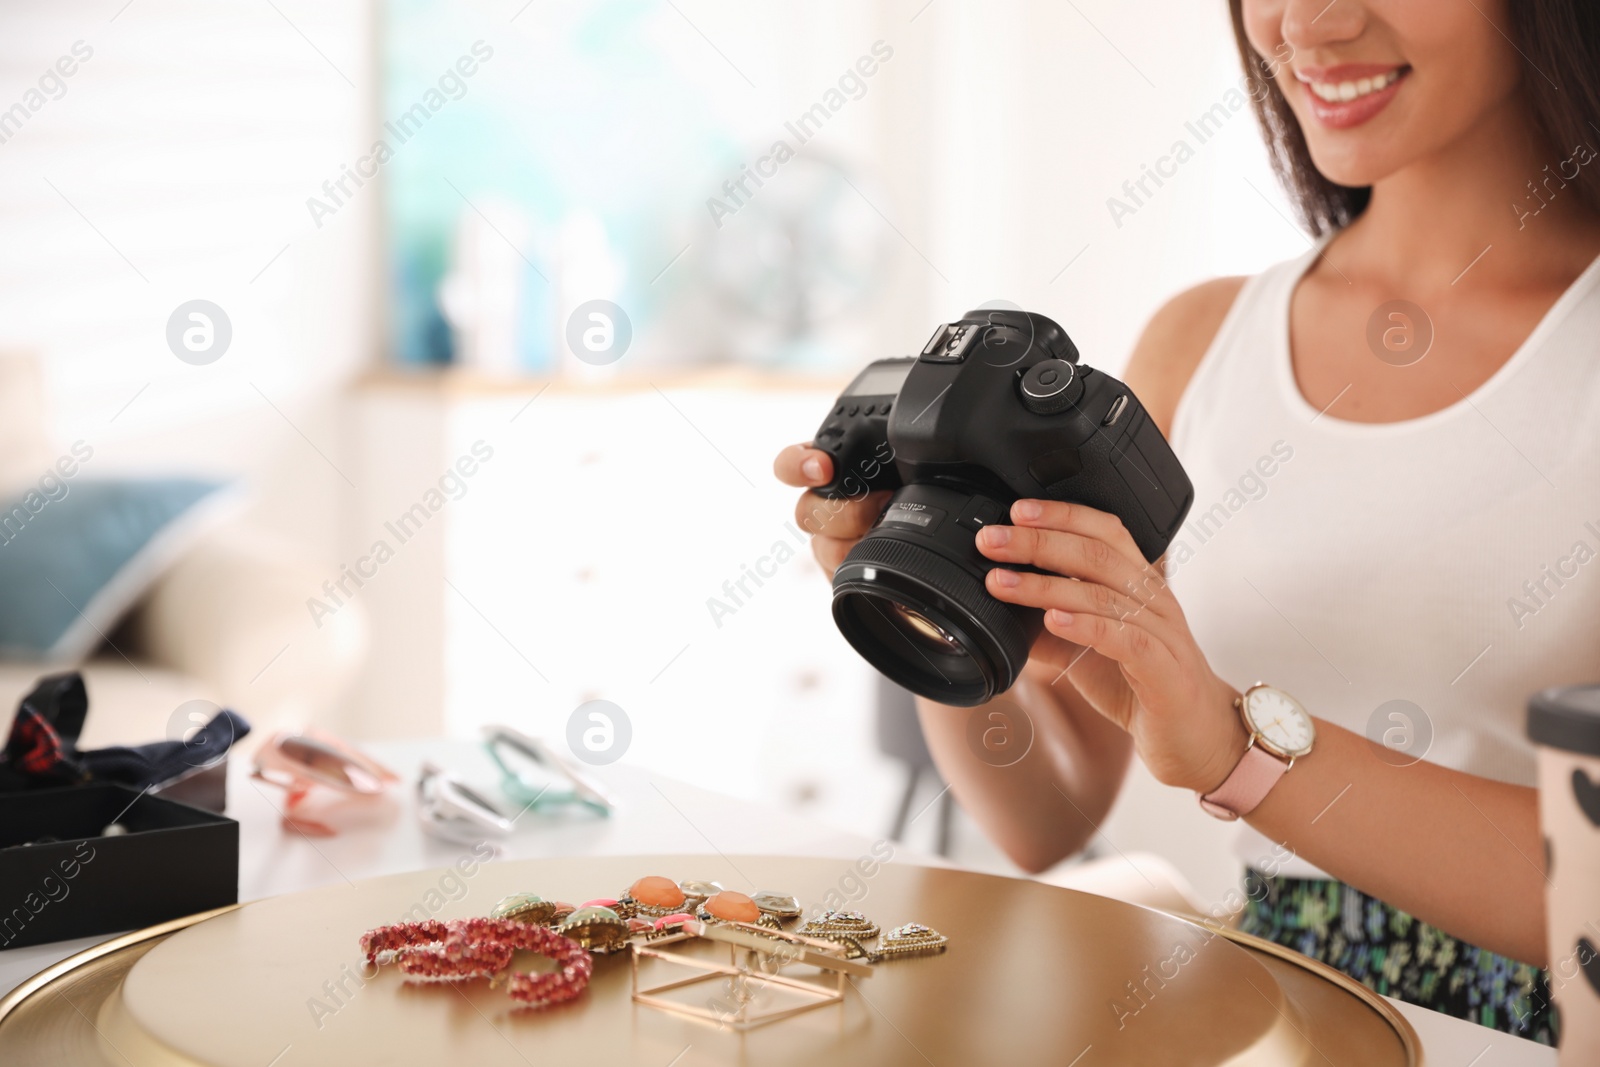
[1198,744,1289,821]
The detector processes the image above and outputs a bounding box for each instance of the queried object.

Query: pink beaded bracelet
[359,917,593,1006]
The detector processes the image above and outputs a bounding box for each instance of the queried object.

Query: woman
[777,0,1600,1045]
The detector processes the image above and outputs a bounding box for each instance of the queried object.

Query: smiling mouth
[1296,65,1410,104]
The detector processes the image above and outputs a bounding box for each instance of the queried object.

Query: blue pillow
[0,479,240,662]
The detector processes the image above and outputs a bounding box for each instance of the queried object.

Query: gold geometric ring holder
[630,919,871,1030]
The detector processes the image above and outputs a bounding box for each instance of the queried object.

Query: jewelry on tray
[358,918,592,1006]
[678,879,721,910]
[556,905,631,954]
[397,933,514,982]
[701,890,762,924]
[358,876,949,1020]
[653,913,696,933]
[630,919,871,1030]
[875,922,949,961]
[751,891,801,920]
[626,875,687,918]
[490,893,560,926]
[798,909,881,943]
[360,919,452,966]
[808,933,873,960]
[463,919,593,1005]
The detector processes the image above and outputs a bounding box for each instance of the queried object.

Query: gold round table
[0,854,1418,1066]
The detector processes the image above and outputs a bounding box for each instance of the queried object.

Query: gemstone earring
[752,891,802,921]
[875,922,948,960]
[701,890,762,924]
[799,909,881,942]
[490,893,561,926]
[626,875,688,918]
[556,905,631,954]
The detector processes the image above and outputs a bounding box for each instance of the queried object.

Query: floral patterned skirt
[1239,869,1556,1047]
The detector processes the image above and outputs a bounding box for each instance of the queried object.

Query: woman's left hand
[977,499,1246,793]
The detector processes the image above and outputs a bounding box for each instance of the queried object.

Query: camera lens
[890,604,964,653]
[831,484,1040,707]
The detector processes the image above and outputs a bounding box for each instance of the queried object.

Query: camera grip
[1097,405,1193,560]
[810,431,899,499]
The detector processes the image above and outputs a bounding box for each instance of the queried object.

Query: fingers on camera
[795,490,885,537]
[813,536,852,573]
[774,444,832,487]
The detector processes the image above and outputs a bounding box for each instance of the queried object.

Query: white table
[0,739,1556,1065]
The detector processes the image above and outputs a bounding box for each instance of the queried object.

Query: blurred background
[0,0,1307,904]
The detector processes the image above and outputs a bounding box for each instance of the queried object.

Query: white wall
[866,0,1308,373]
[0,0,378,557]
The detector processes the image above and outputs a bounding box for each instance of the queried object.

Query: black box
[0,783,238,950]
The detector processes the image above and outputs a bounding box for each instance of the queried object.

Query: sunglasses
[417,760,515,843]
[483,724,615,817]
[251,730,399,836]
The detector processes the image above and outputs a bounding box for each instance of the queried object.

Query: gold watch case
[1235,682,1317,761]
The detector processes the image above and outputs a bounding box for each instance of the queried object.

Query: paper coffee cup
[1528,684,1600,1058]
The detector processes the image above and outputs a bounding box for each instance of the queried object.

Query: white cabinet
[350,373,900,826]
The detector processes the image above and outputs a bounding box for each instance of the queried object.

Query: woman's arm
[914,667,1133,874]
[1243,716,1546,966]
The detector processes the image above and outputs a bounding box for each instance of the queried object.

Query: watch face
[1243,686,1316,758]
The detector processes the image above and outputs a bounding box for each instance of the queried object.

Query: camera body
[811,309,1193,706]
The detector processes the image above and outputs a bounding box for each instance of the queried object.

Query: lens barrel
[830,484,1040,707]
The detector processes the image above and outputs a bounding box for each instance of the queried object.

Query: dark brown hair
[1228,0,1600,235]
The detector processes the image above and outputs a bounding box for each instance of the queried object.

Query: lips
[1291,63,1411,130]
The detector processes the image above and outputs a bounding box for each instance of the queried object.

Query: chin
[1296,139,1398,191]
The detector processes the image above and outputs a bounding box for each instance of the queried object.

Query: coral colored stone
[653,913,694,930]
[704,891,760,923]
[629,876,686,908]
[580,898,618,909]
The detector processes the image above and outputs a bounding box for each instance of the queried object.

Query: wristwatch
[1198,683,1316,821]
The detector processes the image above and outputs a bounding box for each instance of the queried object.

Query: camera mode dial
[1020,359,1084,415]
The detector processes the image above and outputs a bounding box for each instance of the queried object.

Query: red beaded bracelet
[359,917,593,1006]
[360,920,450,964]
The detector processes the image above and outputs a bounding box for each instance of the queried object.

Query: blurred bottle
[437,198,532,376]
[554,211,627,380]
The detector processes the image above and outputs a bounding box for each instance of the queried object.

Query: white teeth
[1306,68,1401,103]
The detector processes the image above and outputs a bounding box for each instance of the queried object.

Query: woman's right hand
[772,443,1082,676]
[772,444,890,573]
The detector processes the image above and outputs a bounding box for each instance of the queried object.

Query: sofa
[0,354,367,749]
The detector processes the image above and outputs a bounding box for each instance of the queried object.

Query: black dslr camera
[810,309,1194,707]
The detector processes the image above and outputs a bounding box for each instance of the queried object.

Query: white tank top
[1168,243,1600,880]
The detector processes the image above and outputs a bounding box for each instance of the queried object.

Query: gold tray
[0,855,1420,1066]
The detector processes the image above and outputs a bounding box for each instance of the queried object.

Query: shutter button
[1020,359,1084,415]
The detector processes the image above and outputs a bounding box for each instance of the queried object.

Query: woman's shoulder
[1123,276,1248,436]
